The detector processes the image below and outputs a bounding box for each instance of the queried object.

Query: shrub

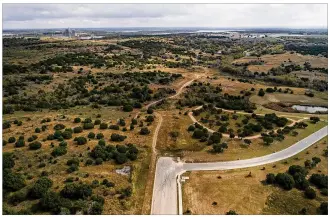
[83,122,94,129]
[35,128,41,133]
[95,158,103,165]
[59,141,67,147]
[74,117,81,123]
[123,104,133,112]
[304,187,316,199]
[110,133,127,141]
[140,127,150,135]
[212,143,228,153]
[309,174,328,189]
[146,115,154,122]
[320,188,328,196]
[8,137,16,143]
[75,137,87,145]
[293,173,309,190]
[88,132,95,139]
[54,124,65,131]
[275,173,295,190]
[187,125,195,131]
[3,139,7,146]
[8,188,29,205]
[39,191,62,214]
[319,202,328,215]
[147,107,154,114]
[288,165,307,176]
[3,169,26,192]
[51,146,67,157]
[60,183,92,199]
[61,131,72,140]
[109,125,119,130]
[67,164,79,173]
[266,173,276,184]
[100,123,108,129]
[96,133,104,139]
[30,177,53,198]
[29,141,42,150]
[3,121,11,129]
[118,119,126,126]
[85,159,93,166]
[15,139,25,148]
[3,152,15,169]
[115,153,128,164]
[73,126,83,133]
[258,89,265,97]
[94,119,101,125]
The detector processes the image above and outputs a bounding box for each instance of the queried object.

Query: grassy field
[232,52,328,73]
[3,107,155,214]
[182,137,328,215]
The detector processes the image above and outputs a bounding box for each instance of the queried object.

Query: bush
[75,137,87,145]
[88,132,95,139]
[15,139,25,148]
[30,177,53,198]
[51,146,67,157]
[275,173,295,190]
[73,126,83,133]
[39,191,63,214]
[67,164,79,173]
[147,107,154,114]
[266,173,276,184]
[140,127,150,135]
[115,153,128,164]
[59,141,67,147]
[100,123,108,129]
[293,173,309,190]
[309,174,328,189]
[74,117,81,123]
[110,133,127,141]
[3,139,7,146]
[53,124,65,131]
[95,158,103,165]
[8,137,16,143]
[123,104,133,112]
[3,169,26,192]
[304,187,316,199]
[212,143,228,153]
[258,89,265,97]
[98,139,106,146]
[29,141,42,150]
[3,152,15,169]
[94,119,101,125]
[320,188,328,196]
[85,159,93,166]
[319,202,328,215]
[60,131,72,140]
[35,128,41,133]
[3,121,11,129]
[146,115,154,122]
[60,183,92,199]
[187,125,195,131]
[288,165,307,177]
[96,133,104,139]
[8,188,29,205]
[109,124,119,130]
[83,123,94,129]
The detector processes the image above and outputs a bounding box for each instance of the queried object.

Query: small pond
[292,105,328,113]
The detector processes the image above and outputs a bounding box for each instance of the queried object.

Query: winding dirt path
[188,105,307,139]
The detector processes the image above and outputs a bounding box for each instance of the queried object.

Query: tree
[110,133,127,141]
[262,136,273,146]
[83,122,94,129]
[123,104,133,112]
[140,127,150,135]
[51,146,67,157]
[304,187,316,199]
[74,117,81,123]
[310,116,320,124]
[88,132,95,139]
[3,153,15,169]
[96,133,104,139]
[146,115,154,122]
[187,125,195,131]
[258,89,265,97]
[29,141,42,150]
[266,173,276,184]
[35,128,41,133]
[147,107,154,114]
[275,173,295,190]
[73,126,83,133]
[54,124,65,131]
[8,137,16,143]
[309,174,328,189]
[30,177,53,198]
[212,143,228,153]
[39,191,63,214]
[3,169,25,192]
[293,173,309,190]
[115,153,128,164]
[15,139,25,148]
[60,183,92,199]
[100,123,108,129]
[288,165,307,177]
[75,137,87,145]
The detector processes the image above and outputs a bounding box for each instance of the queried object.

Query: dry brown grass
[182,137,328,215]
[232,52,328,73]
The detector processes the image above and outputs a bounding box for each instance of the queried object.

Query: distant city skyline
[3,4,328,30]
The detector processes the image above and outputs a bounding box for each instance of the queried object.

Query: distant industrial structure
[63,28,76,38]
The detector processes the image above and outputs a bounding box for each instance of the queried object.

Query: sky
[2,4,328,29]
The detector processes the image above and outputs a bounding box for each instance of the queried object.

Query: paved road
[151,126,328,215]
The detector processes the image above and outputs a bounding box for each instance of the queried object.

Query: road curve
[151,126,328,215]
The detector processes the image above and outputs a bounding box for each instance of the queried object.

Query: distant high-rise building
[63,28,76,38]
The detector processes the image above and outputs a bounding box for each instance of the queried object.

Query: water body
[292,105,328,113]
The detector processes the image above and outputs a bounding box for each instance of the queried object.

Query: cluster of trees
[89,142,139,164]
[266,164,327,200]
[4,71,181,113]
[178,82,256,111]
[285,43,328,57]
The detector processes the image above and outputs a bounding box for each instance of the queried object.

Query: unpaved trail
[188,105,307,139]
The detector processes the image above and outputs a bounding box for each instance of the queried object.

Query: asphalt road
[151,126,328,215]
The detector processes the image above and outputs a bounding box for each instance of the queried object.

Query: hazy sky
[3,4,328,29]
